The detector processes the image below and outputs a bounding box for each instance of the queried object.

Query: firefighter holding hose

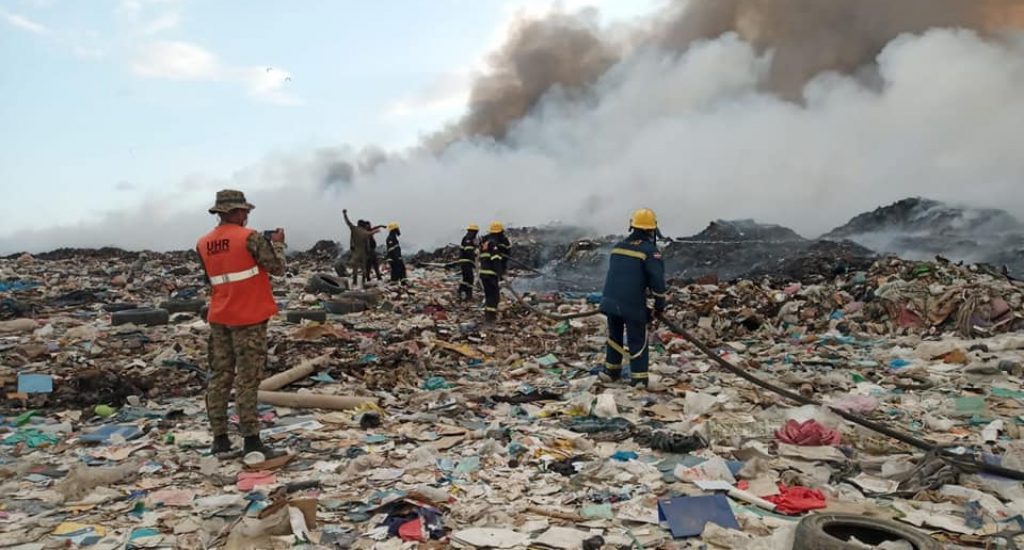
[599,208,667,388]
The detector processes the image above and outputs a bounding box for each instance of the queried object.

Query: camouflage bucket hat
[208,189,255,214]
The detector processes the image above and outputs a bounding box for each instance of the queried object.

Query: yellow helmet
[630,208,657,230]
[387,222,399,231]
[467,224,480,231]
[489,221,504,233]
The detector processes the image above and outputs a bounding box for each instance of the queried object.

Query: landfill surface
[2,219,1024,548]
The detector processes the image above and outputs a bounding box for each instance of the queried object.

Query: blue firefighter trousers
[604,314,648,383]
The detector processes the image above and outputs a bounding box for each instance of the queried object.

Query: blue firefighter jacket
[599,230,668,323]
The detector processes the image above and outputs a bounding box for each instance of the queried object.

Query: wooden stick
[257,390,375,410]
[259,352,333,391]
[525,505,585,522]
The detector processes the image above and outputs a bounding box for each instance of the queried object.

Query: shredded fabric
[764,484,827,515]
[774,419,841,446]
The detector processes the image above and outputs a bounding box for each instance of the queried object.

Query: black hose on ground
[502,284,602,321]
[653,312,1024,481]
[501,284,1024,480]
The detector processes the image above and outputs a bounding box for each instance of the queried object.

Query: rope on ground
[502,283,602,321]
[654,312,1024,481]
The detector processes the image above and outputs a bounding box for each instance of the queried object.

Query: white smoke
[3,27,1024,255]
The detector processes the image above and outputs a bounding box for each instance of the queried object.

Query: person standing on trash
[343,210,382,289]
[363,220,384,282]
[599,208,668,388]
[479,221,511,323]
[457,224,479,301]
[196,189,287,458]
[385,222,408,285]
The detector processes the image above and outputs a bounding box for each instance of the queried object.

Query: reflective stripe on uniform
[485,307,498,312]
[479,269,497,276]
[605,363,622,371]
[459,281,473,288]
[611,247,647,260]
[462,245,476,251]
[457,259,475,264]
[208,266,259,286]
[387,246,399,253]
[606,339,626,356]
[630,371,649,379]
[630,325,648,359]
[651,291,667,298]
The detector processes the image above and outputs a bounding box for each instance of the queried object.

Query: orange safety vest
[197,224,278,326]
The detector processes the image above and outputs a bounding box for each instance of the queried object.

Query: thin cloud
[1,8,105,60]
[131,41,301,105]
[72,43,106,60]
[1,9,51,35]
[387,71,473,118]
[117,0,179,15]
[131,40,219,79]
[238,67,302,106]
[139,12,180,35]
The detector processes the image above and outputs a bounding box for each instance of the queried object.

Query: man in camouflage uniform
[197,189,287,458]
[343,210,383,289]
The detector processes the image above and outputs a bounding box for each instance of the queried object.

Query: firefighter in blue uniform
[457,224,479,301]
[479,221,511,323]
[385,222,408,285]
[599,208,667,387]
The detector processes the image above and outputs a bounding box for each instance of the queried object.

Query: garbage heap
[0,246,1023,549]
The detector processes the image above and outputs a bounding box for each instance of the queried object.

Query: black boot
[243,435,286,459]
[210,434,232,455]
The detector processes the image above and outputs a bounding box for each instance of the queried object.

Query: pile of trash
[466,219,879,290]
[1,236,1023,549]
[824,197,1024,277]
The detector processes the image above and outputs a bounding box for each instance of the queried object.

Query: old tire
[286,310,328,324]
[102,303,139,313]
[306,273,346,295]
[793,514,940,550]
[324,298,367,315]
[337,290,382,307]
[111,308,170,327]
[159,299,205,314]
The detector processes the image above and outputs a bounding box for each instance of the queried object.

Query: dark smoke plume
[444,0,1024,141]
[5,1,1024,255]
[658,0,1024,98]
[445,12,620,143]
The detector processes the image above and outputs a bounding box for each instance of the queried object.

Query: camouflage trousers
[206,322,267,437]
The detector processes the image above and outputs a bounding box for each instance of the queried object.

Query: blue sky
[0,0,657,236]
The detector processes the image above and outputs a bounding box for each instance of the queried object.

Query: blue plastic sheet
[658,494,739,538]
[17,374,53,393]
[0,280,41,293]
[80,424,143,444]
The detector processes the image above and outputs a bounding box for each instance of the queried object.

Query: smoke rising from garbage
[3,1,1024,255]
[439,0,1024,141]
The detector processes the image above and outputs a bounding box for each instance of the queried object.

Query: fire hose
[502,283,602,321]
[501,286,1024,480]
[652,312,1024,481]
